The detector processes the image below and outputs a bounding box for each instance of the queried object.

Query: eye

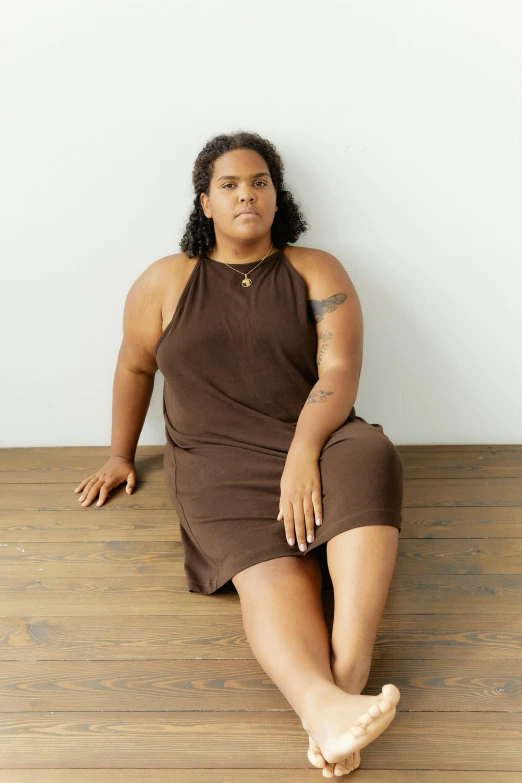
[222,181,267,188]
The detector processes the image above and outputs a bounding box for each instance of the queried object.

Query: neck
[209,239,276,264]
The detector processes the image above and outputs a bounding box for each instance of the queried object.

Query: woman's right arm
[74,262,165,507]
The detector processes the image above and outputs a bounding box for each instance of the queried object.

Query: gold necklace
[210,241,274,287]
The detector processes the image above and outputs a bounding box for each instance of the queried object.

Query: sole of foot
[307,683,401,766]
[308,667,364,777]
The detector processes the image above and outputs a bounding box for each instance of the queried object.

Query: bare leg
[327,524,399,679]
[232,551,400,770]
[308,671,368,777]
[231,553,335,720]
[309,523,400,776]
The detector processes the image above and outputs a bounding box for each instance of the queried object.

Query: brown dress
[155,246,403,594]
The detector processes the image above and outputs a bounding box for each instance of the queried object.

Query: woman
[74,131,403,777]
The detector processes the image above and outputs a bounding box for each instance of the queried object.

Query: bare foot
[308,733,360,777]
[307,667,363,777]
[304,683,400,766]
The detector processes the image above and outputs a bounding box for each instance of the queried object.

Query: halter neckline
[203,248,281,267]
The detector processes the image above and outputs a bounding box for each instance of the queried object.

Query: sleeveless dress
[154,246,403,594]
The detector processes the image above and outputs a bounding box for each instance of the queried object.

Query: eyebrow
[217,172,270,182]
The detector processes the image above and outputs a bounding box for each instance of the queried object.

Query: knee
[232,555,318,595]
[368,432,404,480]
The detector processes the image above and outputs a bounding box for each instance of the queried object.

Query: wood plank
[0,575,521,615]
[1,446,521,776]
[2,477,522,508]
[1,539,522,578]
[400,507,522,538]
[1,507,521,541]
[0,614,520,661]
[396,539,522,574]
[1,773,520,783]
[0,659,520,712]
[0,511,178,542]
[0,712,520,770]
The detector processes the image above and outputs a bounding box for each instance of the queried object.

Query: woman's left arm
[291,247,364,459]
[276,368,358,550]
[276,249,364,549]
[288,367,359,460]
[288,367,359,459]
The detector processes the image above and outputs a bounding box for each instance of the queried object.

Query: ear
[200,193,209,218]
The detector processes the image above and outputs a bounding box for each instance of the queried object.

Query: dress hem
[185,507,402,595]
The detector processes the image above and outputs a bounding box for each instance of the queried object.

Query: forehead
[212,148,268,177]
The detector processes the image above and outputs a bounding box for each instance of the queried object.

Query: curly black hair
[179,130,309,259]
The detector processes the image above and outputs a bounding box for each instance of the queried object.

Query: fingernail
[299,543,306,552]
[316,519,322,526]
[287,537,294,546]
[307,534,314,543]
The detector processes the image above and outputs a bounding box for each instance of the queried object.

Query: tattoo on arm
[305,389,334,405]
[309,293,347,324]
[317,328,332,366]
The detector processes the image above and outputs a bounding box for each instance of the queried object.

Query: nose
[238,188,255,203]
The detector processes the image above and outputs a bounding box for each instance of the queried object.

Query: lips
[237,210,258,216]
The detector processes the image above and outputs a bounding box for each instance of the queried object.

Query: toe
[357,711,374,726]
[308,735,326,769]
[308,748,325,768]
[335,752,354,776]
[307,749,323,768]
[333,750,355,777]
[323,764,335,778]
[382,683,401,705]
[368,703,382,718]
[350,723,366,738]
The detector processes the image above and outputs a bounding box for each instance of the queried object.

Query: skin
[199,147,279,263]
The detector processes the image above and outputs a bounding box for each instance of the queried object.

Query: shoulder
[130,251,195,301]
[283,245,355,290]
[147,251,195,284]
[124,252,193,321]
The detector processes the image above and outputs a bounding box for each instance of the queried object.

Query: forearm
[288,367,358,460]
[110,363,155,462]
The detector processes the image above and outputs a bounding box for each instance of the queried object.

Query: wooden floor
[0,444,521,782]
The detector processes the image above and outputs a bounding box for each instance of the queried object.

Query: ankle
[331,657,370,695]
[300,680,339,732]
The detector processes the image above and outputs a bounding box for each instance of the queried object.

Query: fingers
[280,498,317,552]
[78,478,104,507]
[76,476,95,504]
[126,472,136,494]
[74,476,93,494]
[313,489,323,528]
[76,477,113,507]
[74,463,137,508]
[302,498,316,546]
[96,485,109,507]
[282,507,296,547]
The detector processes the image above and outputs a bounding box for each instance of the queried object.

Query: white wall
[1,0,520,447]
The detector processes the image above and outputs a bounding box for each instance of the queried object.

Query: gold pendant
[242,276,252,287]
